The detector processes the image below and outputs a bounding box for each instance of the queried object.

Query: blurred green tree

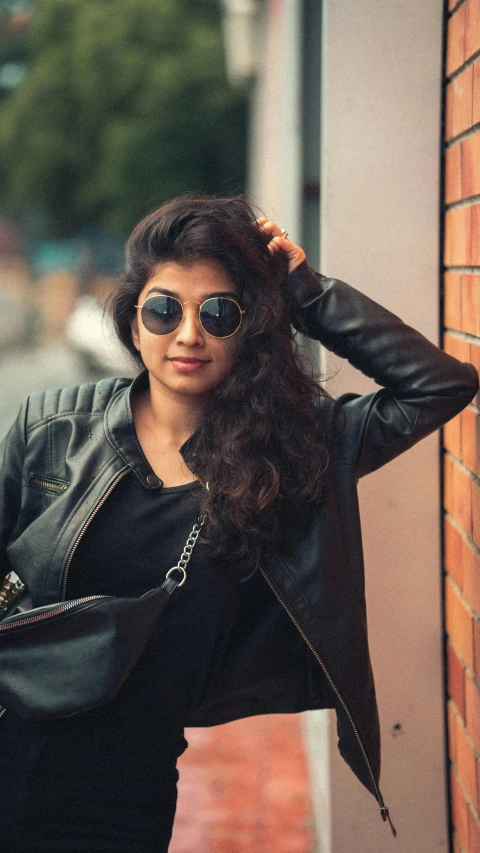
[0,0,247,235]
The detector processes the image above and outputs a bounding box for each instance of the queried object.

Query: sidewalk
[170,713,316,853]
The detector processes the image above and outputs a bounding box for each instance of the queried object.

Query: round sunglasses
[135,294,246,339]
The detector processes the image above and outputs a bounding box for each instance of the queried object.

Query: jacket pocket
[26,473,69,496]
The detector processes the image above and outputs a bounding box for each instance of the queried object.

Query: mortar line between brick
[448,0,466,16]
[445,195,480,210]
[444,509,480,555]
[445,122,480,147]
[453,830,468,853]
[446,47,480,83]
[446,568,480,621]
[443,328,480,345]
[444,450,480,486]
[449,696,463,721]
[450,700,480,765]
[451,765,480,826]
[449,715,480,821]
[446,625,479,691]
[444,266,480,273]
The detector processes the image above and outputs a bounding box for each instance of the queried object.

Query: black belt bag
[0,517,204,720]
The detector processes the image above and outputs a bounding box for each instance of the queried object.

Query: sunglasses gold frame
[134,294,246,339]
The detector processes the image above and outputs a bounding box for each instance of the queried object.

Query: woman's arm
[259,217,478,475]
[284,259,478,477]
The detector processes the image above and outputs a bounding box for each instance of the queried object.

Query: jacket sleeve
[0,399,28,577]
[284,261,479,478]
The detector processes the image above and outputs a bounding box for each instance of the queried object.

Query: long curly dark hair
[112,195,333,575]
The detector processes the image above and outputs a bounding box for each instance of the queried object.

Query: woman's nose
[174,305,205,346]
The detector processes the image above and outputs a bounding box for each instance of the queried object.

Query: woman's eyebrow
[145,286,238,300]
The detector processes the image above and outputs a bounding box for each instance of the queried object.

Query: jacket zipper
[0,469,130,725]
[61,468,130,600]
[29,476,68,493]
[259,566,397,838]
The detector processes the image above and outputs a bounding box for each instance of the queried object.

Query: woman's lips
[168,357,210,373]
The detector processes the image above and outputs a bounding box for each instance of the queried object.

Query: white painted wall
[249,0,302,239]
[305,1,447,851]
[246,0,447,849]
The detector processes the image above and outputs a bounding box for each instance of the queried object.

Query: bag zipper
[0,595,110,631]
[259,566,397,838]
[61,468,130,600]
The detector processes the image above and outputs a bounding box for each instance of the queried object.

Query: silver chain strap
[164,515,206,588]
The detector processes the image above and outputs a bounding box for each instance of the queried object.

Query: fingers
[269,234,290,254]
[255,217,307,272]
[256,218,283,240]
[256,218,288,255]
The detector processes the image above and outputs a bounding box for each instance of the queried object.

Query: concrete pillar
[304,1,447,850]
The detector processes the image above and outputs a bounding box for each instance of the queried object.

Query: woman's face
[131,260,240,402]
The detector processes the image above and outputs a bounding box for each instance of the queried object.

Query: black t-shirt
[67,471,258,722]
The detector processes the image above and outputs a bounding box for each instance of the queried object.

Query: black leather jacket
[1,263,477,832]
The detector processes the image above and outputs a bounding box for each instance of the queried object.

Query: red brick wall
[444,1,480,851]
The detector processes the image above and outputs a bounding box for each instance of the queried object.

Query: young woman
[0,195,477,851]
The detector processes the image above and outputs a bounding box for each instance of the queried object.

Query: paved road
[0,341,107,440]
[172,714,314,853]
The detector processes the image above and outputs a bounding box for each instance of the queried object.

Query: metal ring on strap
[165,566,188,587]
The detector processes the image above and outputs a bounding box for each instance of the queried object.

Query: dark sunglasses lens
[141,296,182,335]
[200,298,242,337]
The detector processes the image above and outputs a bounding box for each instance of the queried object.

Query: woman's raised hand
[257,217,306,275]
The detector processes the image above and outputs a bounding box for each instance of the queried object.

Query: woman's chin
[149,371,218,400]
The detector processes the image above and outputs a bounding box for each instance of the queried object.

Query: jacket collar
[104,370,197,489]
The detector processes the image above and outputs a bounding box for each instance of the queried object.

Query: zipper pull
[381,806,397,838]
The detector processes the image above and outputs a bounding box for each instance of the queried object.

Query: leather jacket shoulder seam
[26,410,104,435]
[23,378,132,434]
